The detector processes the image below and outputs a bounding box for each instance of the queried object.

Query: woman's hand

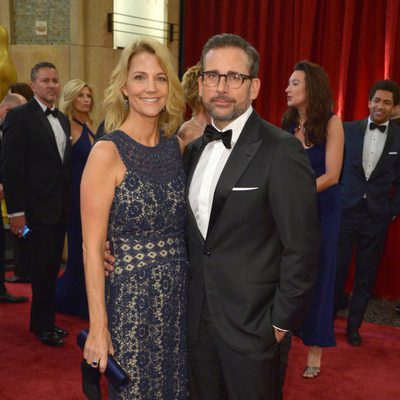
[104,241,115,276]
[83,327,114,373]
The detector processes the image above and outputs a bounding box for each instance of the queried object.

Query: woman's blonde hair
[182,63,204,114]
[59,79,93,122]
[104,37,184,137]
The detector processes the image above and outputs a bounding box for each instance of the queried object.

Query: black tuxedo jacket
[1,99,71,225]
[340,119,400,219]
[183,111,320,354]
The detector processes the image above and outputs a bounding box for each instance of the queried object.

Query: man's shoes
[395,304,400,314]
[347,328,362,346]
[53,325,69,338]
[0,291,29,303]
[37,331,64,347]
[5,275,31,283]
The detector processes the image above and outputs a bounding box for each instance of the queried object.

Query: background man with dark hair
[334,80,400,346]
[1,62,71,347]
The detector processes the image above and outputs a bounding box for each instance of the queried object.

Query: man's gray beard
[205,102,250,124]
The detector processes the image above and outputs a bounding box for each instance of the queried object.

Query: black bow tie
[203,124,232,149]
[45,107,58,118]
[369,122,386,133]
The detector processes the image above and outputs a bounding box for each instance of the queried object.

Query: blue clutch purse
[77,329,130,393]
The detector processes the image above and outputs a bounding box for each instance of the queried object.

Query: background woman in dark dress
[282,60,344,378]
[81,38,187,399]
[56,79,95,319]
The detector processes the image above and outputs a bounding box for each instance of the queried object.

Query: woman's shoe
[303,346,322,378]
[302,366,320,378]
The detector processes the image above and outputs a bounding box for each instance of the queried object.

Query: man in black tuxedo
[0,94,29,303]
[183,34,320,400]
[1,62,71,346]
[334,80,400,346]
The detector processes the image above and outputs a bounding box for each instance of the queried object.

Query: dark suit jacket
[340,119,400,219]
[183,111,320,354]
[1,98,71,225]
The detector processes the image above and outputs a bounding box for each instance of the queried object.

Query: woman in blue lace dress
[81,38,187,399]
[282,61,344,378]
[56,79,95,319]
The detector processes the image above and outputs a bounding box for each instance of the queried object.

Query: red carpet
[284,322,400,400]
[1,280,399,400]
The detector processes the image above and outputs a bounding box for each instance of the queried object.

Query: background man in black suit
[183,34,320,400]
[391,103,400,316]
[0,94,28,303]
[334,80,400,346]
[5,84,34,284]
[1,62,71,347]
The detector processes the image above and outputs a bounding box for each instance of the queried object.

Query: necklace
[296,123,306,133]
[191,116,206,130]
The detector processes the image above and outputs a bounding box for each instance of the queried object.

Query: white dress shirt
[35,97,67,161]
[362,118,389,180]
[189,106,253,238]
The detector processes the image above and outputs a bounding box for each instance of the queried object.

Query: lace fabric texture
[100,131,188,399]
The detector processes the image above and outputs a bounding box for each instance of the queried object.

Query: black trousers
[335,201,389,329]
[28,220,66,334]
[189,301,280,400]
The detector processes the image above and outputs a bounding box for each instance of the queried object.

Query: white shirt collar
[211,106,253,146]
[34,96,56,112]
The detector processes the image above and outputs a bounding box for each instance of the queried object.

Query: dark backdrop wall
[182,0,400,299]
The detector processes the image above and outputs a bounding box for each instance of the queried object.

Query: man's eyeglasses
[200,71,254,89]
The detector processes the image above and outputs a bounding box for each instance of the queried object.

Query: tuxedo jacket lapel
[354,119,368,176]
[185,139,206,194]
[31,100,63,163]
[59,115,71,165]
[369,123,394,180]
[185,138,207,244]
[187,202,205,244]
[207,112,262,238]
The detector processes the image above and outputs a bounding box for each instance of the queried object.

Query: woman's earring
[124,97,129,111]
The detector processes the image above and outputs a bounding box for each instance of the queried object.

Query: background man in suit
[334,80,400,346]
[391,103,400,316]
[0,93,26,123]
[1,62,71,347]
[0,93,28,303]
[183,34,320,400]
[5,84,34,284]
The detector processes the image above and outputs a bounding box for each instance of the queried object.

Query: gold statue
[0,25,17,101]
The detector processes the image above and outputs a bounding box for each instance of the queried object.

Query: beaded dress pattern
[99,131,188,399]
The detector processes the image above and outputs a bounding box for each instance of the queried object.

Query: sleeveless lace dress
[99,131,188,399]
